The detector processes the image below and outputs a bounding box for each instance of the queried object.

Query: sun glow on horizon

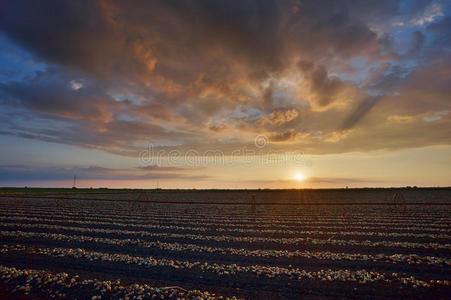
[294,172,306,181]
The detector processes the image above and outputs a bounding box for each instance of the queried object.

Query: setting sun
[294,172,306,181]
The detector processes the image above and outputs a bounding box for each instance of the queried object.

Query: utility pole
[73,175,77,189]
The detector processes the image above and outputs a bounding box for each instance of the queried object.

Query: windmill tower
[72,175,77,189]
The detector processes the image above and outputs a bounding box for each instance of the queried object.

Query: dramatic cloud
[0,0,449,159]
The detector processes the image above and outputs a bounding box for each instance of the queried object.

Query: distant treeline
[0,186,450,195]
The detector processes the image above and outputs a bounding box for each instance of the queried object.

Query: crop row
[0,244,448,289]
[2,215,450,241]
[1,214,449,235]
[2,230,450,263]
[1,208,448,228]
[0,205,447,225]
[2,220,450,249]
[0,264,231,299]
[0,202,447,220]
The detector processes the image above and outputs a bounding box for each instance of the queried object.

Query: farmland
[0,189,449,299]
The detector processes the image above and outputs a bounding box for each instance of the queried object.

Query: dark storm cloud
[341,96,383,130]
[0,0,282,83]
[0,1,117,76]
[0,0,397,81]
[0,67,117,121]
[298,62,347,107]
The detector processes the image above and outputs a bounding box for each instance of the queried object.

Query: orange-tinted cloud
[0,0,449,158]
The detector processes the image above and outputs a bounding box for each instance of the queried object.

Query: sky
[0,0,450,189]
